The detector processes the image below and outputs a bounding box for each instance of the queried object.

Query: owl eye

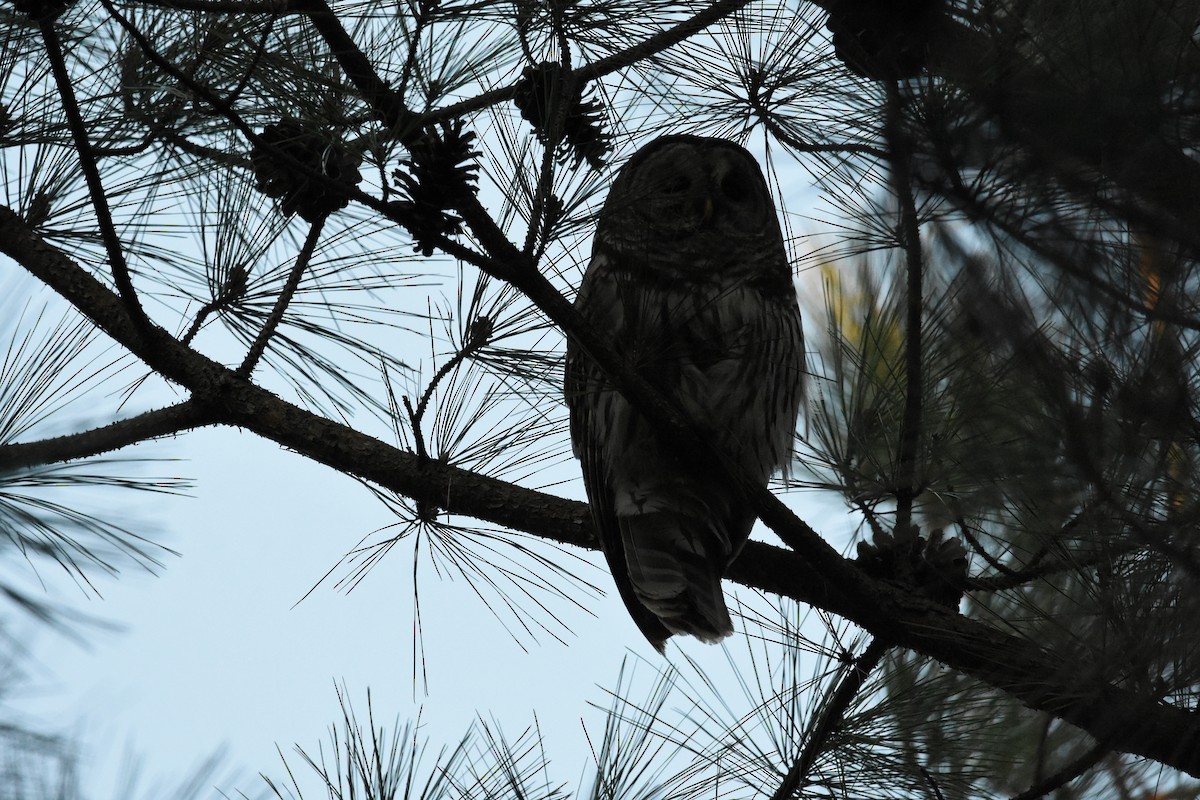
[720,172,751,202]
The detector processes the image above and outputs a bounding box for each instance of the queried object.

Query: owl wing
[566,255,674,650]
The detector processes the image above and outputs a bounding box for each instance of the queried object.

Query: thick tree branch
[4,205,1200,776]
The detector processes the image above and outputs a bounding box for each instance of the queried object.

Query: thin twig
[750,77,887,160]
[769,638,890,800]
[955,516,1025,578]
[181,264,249,345]
[237,216,325,377]
[582,0,755,82]
[920,766,947,800]
[121,0,295,11]
[38,20,152,337]
[763,117,888,159]
[395,0,433,102]
[224,14,279,106]
[404,316,493,462]
[1009,740,1110,800]
[419,0,758,127]
[401,395,428,462]
[160,128,256,169]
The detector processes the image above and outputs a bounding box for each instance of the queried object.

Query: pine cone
[825,0,948,80]
[251,120,363,222]
[513,62,611,169]
[12,0,73,21]
[391,120,481,256]
[856,525,968,608]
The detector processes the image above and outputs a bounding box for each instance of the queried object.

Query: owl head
[594,135,785,270]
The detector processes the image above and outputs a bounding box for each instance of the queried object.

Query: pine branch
[0,400,214,470]
[932,153,1200,333]
[770,638,890,800]
[422,0,758,127]
[101,0,499,272]
[575,0,753,83]
[123,0,295,10]
[237,217,325,377]
[38,19,152,339]
[6,203,1200,777]
[293,0,414,131]
[757,112,887,159]
[885,81,925,539]
[929,14,1200,243]
[1009,741,1109,800]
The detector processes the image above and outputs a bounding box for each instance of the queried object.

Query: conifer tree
[3,0,1200,796]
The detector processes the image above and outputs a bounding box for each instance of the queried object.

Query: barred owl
[565,135,805,651]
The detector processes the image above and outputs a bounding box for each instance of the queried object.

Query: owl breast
[585,263,800,494]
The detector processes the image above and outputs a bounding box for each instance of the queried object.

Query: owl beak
[701,195,714,224]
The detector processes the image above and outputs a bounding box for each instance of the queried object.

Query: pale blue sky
[12,418,845,795]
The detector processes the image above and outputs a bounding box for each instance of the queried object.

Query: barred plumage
[565,135,804,651]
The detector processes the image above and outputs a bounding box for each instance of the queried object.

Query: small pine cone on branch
[11,0,73,20]
[513,62,611,170]
[825,0,948,80]
[251,120,363,223]
[857,525,968,609]
[391,120,481,257]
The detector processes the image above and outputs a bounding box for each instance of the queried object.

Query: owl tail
[619,512,734,645]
